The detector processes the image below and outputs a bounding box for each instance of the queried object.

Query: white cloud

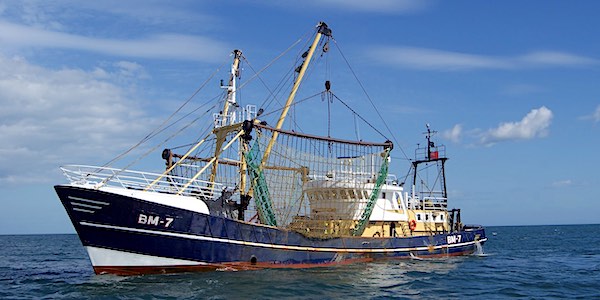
[3,0,217,30]
[0,20,229,62]
[70,0,216,25]
[16,1,66,31]
[115,61,144,76]
[577,104,600,123]
[0,54,156,184]
[593,105,600,123]
[552,179,572,188]
[310,0,431,13]
[519,51,598,66]
[269,0,431,14]
[480,106,553,146]
[442,124,463,143]
[370,47,510,71]
[367,46,599,71]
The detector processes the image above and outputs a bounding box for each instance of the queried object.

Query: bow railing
[60,165,222,199]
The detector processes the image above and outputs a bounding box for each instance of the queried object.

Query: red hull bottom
[93,250,475,276]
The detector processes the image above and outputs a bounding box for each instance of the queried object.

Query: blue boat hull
[55,185,487,275]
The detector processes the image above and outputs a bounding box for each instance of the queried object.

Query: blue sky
[1,0,599,234]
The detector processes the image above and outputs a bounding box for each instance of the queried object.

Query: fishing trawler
[55,22,486,275]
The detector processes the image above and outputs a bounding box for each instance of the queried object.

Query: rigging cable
[330,93,388,141]
[237,37,303,92]
[331,38,411,162]
[96,57,230,185]
[239,26,313,113]
[258,27,321,129]
[326,37,331,138]
[149,92,225,147]
[242,55,295,119]
[101,59,229,168]
[99,101,219,187]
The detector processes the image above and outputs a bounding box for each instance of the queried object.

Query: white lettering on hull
[138,213,175,228]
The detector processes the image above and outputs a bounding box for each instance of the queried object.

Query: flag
[430,151,439,159]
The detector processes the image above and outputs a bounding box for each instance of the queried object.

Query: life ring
[409,220,417,231]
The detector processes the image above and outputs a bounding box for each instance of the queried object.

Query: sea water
[1,224,599,299]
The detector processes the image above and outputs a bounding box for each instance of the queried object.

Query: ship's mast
[152,53,244,193]
[221,49,242,125]
[210,50,243,184]
[261,22,332,165]
[412,124,448,200]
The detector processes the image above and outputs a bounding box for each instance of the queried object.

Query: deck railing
[60,165,222,199]
[421,196,448,210]
[415,144,446,161]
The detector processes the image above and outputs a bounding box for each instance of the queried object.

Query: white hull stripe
[73,208,95,214]
[80,221,486,254]
[70,202,102,210]
[68,196,109,206]
[85,246,206,267]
